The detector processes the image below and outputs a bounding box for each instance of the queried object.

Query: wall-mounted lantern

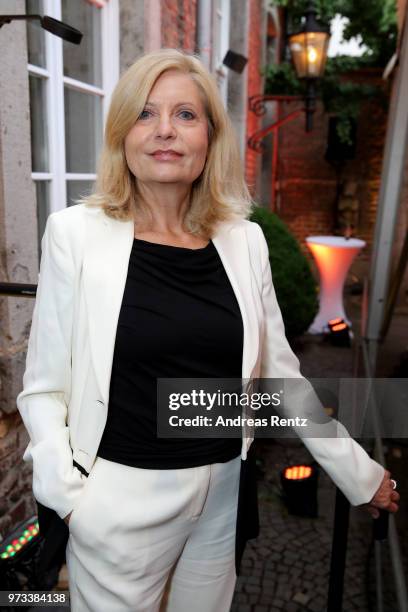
[248,0,331,207]
[288,2,330,131]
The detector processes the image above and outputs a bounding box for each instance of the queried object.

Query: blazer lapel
[83,210,259,406]
[83,211,134,406]
[211,222,259,382]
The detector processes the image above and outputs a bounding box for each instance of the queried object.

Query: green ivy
[263,59,383,145]
[263,0,396,144]
[268,0,397,67]
[263,62,305,96]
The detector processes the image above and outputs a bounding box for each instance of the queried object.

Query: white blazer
[16,203,385,520]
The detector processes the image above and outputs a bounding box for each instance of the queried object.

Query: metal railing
[0,282,36,298]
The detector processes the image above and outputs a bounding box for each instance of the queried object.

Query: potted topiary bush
[249,206,318,339]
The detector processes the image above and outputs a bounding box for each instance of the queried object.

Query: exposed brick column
[161,0,197,52]
[182,0,197,52]
[245,0,263,198]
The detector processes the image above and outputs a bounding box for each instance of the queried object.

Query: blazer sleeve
[16,212,86,519]
[255,222,385,506]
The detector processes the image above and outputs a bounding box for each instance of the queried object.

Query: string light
[0,520,39,560]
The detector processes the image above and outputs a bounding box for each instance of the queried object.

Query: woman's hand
[63,511,73,526]
[361,469,400,518]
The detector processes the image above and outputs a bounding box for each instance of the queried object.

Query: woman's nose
[155,114,176,138]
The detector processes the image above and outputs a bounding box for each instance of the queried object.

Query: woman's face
[124,69,209,188]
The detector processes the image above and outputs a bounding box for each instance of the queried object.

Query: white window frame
[27,0,120,214]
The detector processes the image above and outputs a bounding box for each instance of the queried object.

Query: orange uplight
[284,465,313,480]
[328,317,343,326]
[332,323,348,332]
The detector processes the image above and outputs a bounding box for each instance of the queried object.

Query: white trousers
[65,454,241,612]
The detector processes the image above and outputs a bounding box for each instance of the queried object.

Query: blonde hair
[81,48,254,237]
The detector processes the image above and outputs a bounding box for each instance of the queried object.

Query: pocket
[68,460,99,533]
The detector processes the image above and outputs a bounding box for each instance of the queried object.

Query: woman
[17,48,399,612]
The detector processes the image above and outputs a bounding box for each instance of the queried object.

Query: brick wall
[161,0,197,51]
[0,414,36,536]
[0,0,39,541]
[266,71,389,282]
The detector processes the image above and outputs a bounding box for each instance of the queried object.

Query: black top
[97,237,243,468]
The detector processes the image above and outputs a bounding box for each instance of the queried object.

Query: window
[26,0,119,260]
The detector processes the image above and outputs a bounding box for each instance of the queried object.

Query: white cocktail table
[305,235,366,334]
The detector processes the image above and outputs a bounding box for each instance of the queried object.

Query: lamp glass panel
[64,87,102,173]
[29,74,48,172]
[62,0,102,86]
[26,0,46,68]
[289,32,308,78]
[305,32,329,78]
[289,31,329,78]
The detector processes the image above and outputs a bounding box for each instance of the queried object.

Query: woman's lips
[150,151,183,161]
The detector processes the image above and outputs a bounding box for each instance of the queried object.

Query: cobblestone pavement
[230,293,408,612]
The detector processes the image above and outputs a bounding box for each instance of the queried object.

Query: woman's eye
[137,109,195,121]
[179,110,195,120]
[138,109,151,120]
